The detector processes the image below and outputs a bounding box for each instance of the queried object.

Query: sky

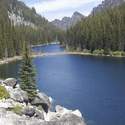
[19,0,103,21]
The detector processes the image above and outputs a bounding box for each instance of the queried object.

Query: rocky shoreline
[0,78,86,125]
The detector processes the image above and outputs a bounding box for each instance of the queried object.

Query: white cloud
[22,0,103,21]
[32,0,101,13]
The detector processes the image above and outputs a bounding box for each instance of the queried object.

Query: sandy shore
[0,56,22,65]
[31,42,60,47]
[32,51,125,58]
[0,51,124,65]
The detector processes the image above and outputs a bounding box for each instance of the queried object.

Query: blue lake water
[32,44,64,53]
[0,44,125,125]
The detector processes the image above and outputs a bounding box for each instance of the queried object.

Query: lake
[0,44,125,125]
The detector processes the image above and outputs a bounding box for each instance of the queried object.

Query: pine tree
[65,3,125,54]
[19,41,37,102]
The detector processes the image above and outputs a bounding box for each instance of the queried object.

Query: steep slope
[0,0,65,59]
[5,0,48,28]
[92,0,125,14]
[51,12,84,30]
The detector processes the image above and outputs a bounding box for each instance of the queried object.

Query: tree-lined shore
[1,50,125,66]
[65,3,125,56]
[1,0,125,60]
[0,0,64,59]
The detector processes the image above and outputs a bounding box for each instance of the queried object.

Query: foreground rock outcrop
[0,78,86,125]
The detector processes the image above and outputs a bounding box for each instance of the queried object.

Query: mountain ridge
[51,11,84,30]
[92,0,125,14]
[6,0,48,28]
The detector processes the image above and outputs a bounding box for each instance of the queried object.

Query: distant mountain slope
[5,0,48,28]
[92,0,125,14]
[51,12,84,30]
[0,0,65,59]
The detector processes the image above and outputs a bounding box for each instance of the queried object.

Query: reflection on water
[0,61,20,79]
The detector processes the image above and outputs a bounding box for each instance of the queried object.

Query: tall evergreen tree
[19,41,37,102]
[65,3,125,55]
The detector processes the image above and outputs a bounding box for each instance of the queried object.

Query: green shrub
[93,49,104,55]
[12,105,23,115]
[83,49,91,53]
[121,51,125,56]
[112,51,122,56]
[103,48,111,55]
[68,47,76,51]
[0,85,10,99]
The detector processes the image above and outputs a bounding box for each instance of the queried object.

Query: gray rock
[3,78,17,88]
[46,111,61,121]
[0,118,43,125]
[22,106,35,117]
[46,105,83,122]
[58,113,85,125]
[45,113,86,125]
[0,106,86,125]
[0,108,7,118]
[0,99,14,109]
[31,92,51,113]
[0,113,86,125]
[55,105,70,113]
[38,92,51,108]
[56,105,83,118]
[0,77,86,125]
[35,109,44,119]
[7,87,28,103]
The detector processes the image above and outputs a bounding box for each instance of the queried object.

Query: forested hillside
[1,0,125,59]
[66,3,125,55]
[0,0,64,59]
